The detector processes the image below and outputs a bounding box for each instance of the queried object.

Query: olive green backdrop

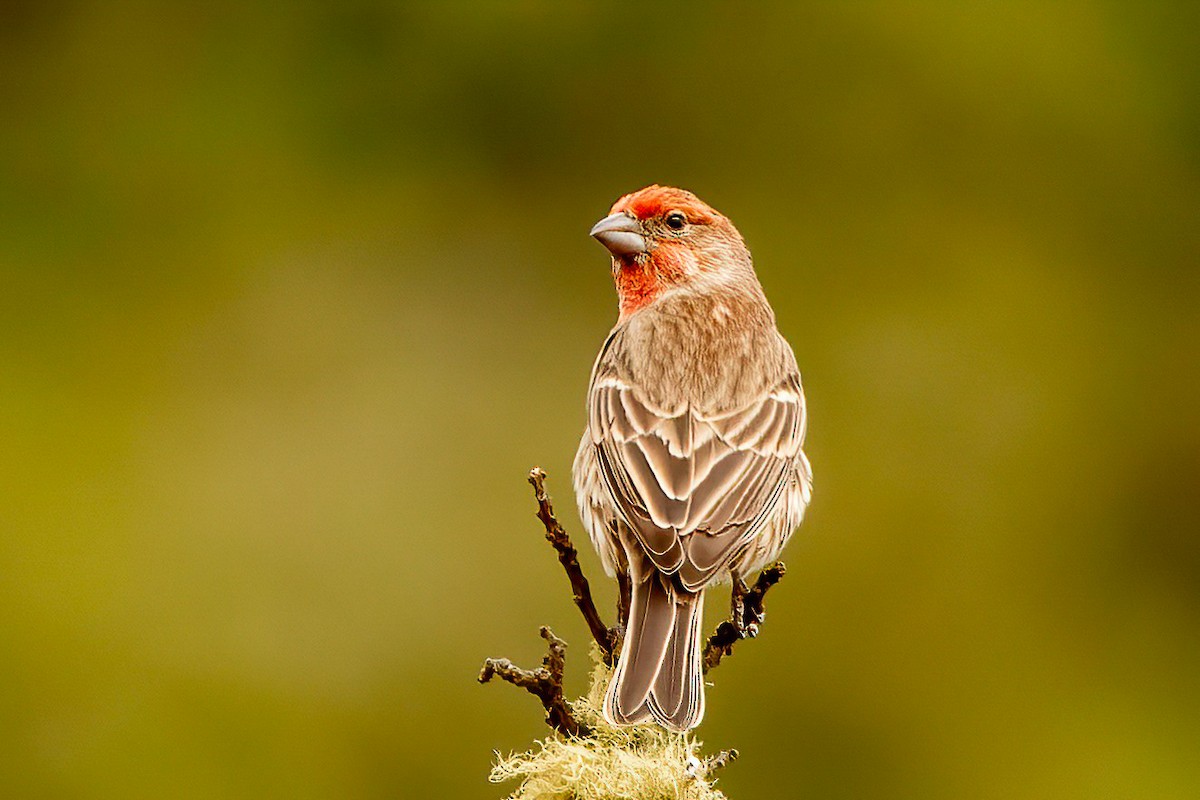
[2,2,1198,798]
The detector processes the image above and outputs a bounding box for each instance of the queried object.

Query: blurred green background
[2,2,1198,798]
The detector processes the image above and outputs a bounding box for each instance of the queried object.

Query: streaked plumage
[573,186,812,732]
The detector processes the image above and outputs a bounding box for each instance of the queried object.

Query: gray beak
[590,212,647,257]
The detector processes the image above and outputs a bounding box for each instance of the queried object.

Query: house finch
[573,185,812,732]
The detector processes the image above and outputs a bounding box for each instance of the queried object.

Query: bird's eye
[665,211,687,231]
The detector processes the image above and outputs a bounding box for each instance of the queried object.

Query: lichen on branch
[489,650,732,800]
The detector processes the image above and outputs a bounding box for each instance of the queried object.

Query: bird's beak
[590,212,647,257]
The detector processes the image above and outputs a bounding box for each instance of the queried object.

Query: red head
[590,185,752,319]
[609,185,721,226]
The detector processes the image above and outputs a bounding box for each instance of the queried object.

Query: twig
[702,561,787,673]
[479,626,588,738]
[705,748,740,775]
[479,470,616,736]
[528,468,619,661]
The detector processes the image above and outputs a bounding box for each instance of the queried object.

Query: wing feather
[590,363,807,584]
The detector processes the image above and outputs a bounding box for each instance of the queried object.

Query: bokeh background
[3,2,1198,798]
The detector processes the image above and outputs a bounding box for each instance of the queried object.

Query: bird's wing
[589,367,806,590]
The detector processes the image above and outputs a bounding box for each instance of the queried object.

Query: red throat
[614,245,688,319]
[615,260,662,318]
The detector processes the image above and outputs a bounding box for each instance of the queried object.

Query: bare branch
[705,748,740,775]
[479,626,588,738]
[528,467,618,661]
[703,561,787,673]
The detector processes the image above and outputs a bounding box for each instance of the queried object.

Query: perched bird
[573,185,812,732]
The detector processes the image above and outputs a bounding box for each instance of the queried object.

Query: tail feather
[604,558,706,731]
[647,591,704,731]
[605,562,673,725]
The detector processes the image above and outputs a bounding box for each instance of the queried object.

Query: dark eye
[665,211,687,230]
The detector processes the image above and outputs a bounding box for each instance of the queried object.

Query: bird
[572,185,813,732]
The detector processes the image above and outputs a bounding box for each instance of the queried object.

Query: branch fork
[480,467,787,737]
[478,626,587,738]
[702,562,787,673]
